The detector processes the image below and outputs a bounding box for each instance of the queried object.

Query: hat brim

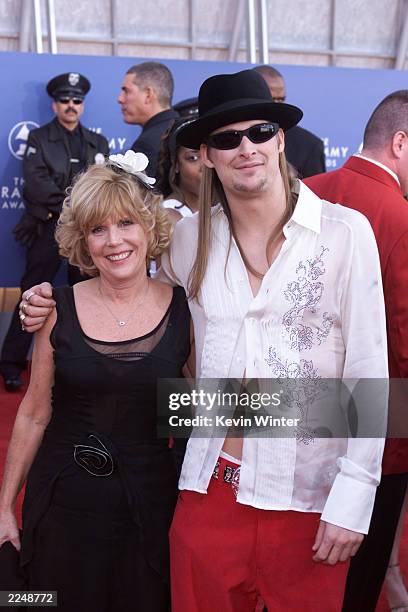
[177,100,303,149]
[50,89,85,99]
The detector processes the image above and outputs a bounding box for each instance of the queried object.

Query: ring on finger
[25,291,35,304]
[19,312,26,322]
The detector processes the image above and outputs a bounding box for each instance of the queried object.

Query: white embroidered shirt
[159,180,388,533]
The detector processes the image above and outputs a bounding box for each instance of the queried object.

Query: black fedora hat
[177,69,303,149]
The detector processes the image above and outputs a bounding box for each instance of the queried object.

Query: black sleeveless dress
[20,285,190,612]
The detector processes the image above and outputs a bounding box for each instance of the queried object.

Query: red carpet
[0,372,406,611]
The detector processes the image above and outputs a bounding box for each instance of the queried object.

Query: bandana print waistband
[212,460,240,498]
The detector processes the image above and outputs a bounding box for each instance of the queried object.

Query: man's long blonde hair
[187,150,297,300]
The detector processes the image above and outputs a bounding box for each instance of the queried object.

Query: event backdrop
[0,51,405,286]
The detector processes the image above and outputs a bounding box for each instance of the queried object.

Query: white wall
[1,0,405,69]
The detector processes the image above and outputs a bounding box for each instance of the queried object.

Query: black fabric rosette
[73,433,115,477]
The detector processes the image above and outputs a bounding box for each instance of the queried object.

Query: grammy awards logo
[8,121,39,160]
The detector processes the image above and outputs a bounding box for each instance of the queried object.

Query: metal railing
[19,0,57,54]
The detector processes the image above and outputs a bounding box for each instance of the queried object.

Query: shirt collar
[213,179,323,235]
[142,108,179,130]
[355,154,400,186]
[284,179,322,236]
[57,120,81,137]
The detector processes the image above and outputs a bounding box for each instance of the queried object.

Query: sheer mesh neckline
[69,287,175,361]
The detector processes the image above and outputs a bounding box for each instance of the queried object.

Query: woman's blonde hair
[56,163,172,277]
[188,151,297,300]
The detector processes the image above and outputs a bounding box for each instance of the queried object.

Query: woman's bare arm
[0,309,56,549]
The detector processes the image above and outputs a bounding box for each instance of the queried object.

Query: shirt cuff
[320,472,377,534]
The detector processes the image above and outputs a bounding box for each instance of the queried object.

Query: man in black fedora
[162,69,388,611]
[0,72,109,392]
[19,69,388,611]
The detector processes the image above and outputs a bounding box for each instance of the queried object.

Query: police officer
[173,97,198,118]
[0,72,109,392]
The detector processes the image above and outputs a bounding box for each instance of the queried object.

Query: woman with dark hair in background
[156,116,203,223]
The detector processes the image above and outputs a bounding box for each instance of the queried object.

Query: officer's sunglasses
[56,96,83,105]
[206,122,279,150]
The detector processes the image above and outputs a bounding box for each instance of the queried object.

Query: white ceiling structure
[0,0,407,69]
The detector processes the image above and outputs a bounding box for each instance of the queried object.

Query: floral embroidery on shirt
[289,324,314,351]
[296,427,315,445]
[282,246,334,350]
[264,347,329,444]
[265,347,320,380]
[316,312,335,345]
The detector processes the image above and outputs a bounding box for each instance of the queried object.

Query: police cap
[46,72,91,100]
[173,97,198,118]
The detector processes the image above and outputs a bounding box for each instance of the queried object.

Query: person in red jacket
[305,89,408,612]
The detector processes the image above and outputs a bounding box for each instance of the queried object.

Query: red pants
[170,458,349,612]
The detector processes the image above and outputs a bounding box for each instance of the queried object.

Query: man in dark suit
[253,65,326,178]
[117,62,178,178]
[0,72,109,392]
[305,90,408,612]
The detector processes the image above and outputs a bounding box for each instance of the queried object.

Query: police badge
[94,153,105,165]
[68,73,80,87]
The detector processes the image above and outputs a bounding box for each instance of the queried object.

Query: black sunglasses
[207,122,279,150]
[56,96,83,105]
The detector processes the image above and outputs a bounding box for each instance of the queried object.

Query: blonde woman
[0,152,192,612]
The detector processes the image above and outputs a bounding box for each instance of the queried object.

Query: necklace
[98,280,150,327]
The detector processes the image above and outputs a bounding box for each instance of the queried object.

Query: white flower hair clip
[108,150,156,188]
